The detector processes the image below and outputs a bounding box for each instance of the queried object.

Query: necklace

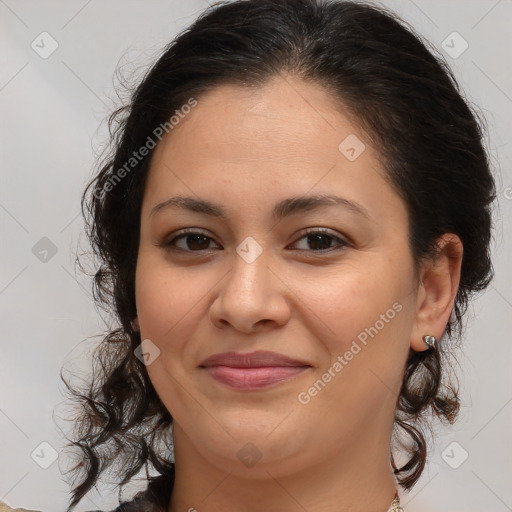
[387,492,404,512]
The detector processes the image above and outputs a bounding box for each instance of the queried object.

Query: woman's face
[135,75,420,477]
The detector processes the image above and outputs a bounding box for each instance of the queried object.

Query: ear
[410,233,463,352]
[131,317,140,332]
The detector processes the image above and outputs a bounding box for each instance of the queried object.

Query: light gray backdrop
[1,1,511,511]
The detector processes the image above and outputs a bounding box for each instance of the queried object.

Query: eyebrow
[149,193,371,221]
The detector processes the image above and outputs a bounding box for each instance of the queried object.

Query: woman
[60,0,495,510]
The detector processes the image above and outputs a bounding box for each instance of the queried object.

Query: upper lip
[199,350,311,368]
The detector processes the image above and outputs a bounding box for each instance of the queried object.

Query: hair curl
[63,0,495,509]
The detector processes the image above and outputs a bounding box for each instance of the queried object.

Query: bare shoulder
[0,502,40,512]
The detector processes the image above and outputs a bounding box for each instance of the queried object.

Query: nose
[209,247,291,333]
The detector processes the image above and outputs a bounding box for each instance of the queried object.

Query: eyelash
[160,228,350,254]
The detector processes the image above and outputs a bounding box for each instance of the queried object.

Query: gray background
[1,1,511,511]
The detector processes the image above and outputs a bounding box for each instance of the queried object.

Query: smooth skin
[134,73,463,512]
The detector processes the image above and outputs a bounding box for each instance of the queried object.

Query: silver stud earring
[423,334,436,350]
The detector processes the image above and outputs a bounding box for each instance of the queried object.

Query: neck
[167,423,398,512]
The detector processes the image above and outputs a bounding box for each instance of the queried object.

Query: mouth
[199,351,312,391]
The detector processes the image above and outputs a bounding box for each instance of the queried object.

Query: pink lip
[199,351,311,390]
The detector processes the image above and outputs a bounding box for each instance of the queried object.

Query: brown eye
[289,229,349,252]
[163,230,221,252]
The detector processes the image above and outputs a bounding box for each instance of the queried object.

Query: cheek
[294,257,415,404]
[134,253,226,372]
[298,259,410,345]
[135,255,195,350]
[134,257,209,418]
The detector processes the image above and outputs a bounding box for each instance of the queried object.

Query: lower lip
[203,365,310,390]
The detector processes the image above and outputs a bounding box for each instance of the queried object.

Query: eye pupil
[187,234,210,250]
[307,233,332,250]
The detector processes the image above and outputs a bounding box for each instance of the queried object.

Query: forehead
[158,76,359,165]
[143,75,405,226]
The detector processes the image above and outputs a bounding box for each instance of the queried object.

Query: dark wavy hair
[63,0,495,509]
